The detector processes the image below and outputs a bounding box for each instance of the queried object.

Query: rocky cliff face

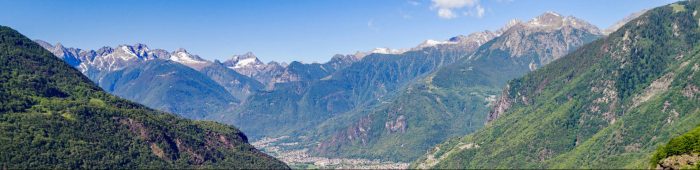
[486,85,512,123]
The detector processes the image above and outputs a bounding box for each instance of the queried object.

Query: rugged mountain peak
[451,31,498,45]
[225,52,264,69]
[113,45,144,60]
[415,39,456,49]
[96,46,114,56]
[352,48,403,59]
[518,12,601,34]
[174,47,188,53]
[330,54,352,62]
[476,12,603,70]
[54,42,65,49]
[169,48,210,69]
[326,54,360,70]
[527,11,564,27]
[220,52,275,80]
[371,47,407,54]
[133,43,150,51]
[267,61,282,66]
[35,41,217,72]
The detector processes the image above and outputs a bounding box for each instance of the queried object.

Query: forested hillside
[0,25,288,169]
[412,1,700,168]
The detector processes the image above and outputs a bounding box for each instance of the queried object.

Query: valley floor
[252,136,409,169]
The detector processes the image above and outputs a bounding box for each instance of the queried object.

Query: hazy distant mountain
[221,52,362,89]
[217,24,501,138]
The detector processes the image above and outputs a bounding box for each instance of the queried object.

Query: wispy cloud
[408,0,421,6]
[475,4,485,18]
[367,19,378,31]
[463,4,485,18]
[431,0,484,19]
[398,8,413,19]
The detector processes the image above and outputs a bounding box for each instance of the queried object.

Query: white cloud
[432,0,477,9]
[438,8,457,19]
[431,0,483,19]
[399,9,413,19]
[475,5,485,18]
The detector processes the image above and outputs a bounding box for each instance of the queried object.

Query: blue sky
[0,0,679,63]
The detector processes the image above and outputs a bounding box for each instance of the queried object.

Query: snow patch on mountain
[234,57,259,68]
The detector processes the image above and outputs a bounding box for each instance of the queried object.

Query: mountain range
[28,5,684,169]
[35,40,365,119]
[306,11,603,162]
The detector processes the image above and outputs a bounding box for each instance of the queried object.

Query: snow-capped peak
[174,48,188,53]
[229,52,257,60]
[415,39,456,49]
[223,52,264,69]
[133,43,150,52]
[233,57,259,68]
[371,47,406,54]
[544,11,561,17]
[527,12,564,27]
[515,12,602,34]
[115,45,138,60]
[170,49,207,64]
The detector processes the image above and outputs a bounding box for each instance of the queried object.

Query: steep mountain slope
[307,12,602,162]
[412,1,700,168]
[218,30,499,138]
[0,26,288,169]
[98,60,238,119]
